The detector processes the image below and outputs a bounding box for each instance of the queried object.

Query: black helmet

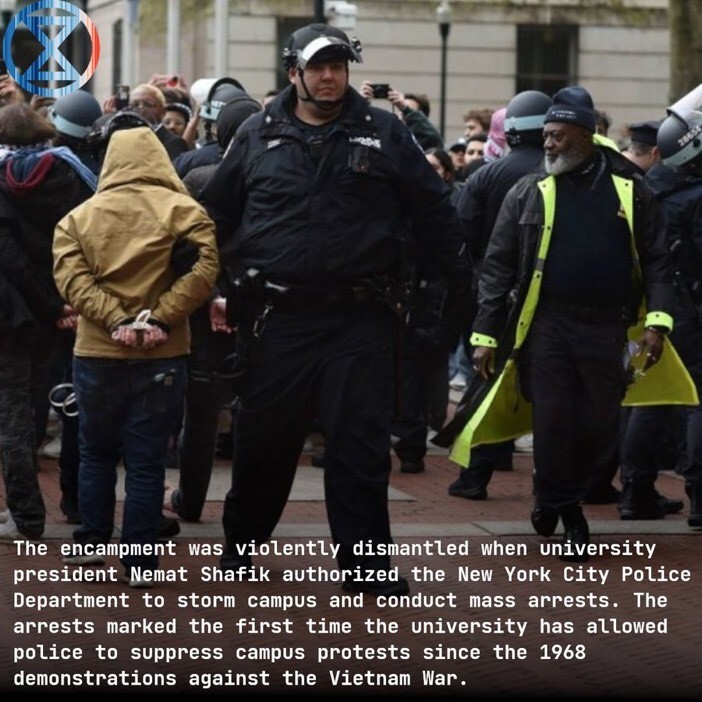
[504,90,552,146]
[86,109,152,155]
[49,90,103,140]
[282,23,362,70]
[200,77,247,122]
[657,112,702,167]
[657,84,702,168]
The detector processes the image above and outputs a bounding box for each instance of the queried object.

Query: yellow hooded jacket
[53,127,219,359]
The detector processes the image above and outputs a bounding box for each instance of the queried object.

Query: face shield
[662,84,702,167]
[296,36,362,70]
[667,83,702,123]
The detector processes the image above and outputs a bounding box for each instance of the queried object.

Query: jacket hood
[216,97,262,152]
[98,127,188,195]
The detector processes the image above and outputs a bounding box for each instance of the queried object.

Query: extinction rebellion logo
[2,0,100,97]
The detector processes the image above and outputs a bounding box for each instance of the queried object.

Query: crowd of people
[0,22,700,591]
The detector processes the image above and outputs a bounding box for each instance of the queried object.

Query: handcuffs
[131,309,153,331]
[49,383,78,418]
[115,309,169,340]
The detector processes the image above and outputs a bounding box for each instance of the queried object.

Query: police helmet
[657,112,702,168]
[199,77,247,123]
[86,109,152,154]
[504,90,552,146]
[49,90,103,140]
[282,23,362,71]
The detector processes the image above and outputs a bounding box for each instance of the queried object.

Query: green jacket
[400,106,443,151]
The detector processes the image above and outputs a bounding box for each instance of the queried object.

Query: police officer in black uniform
[437,90,552,497]
[172,77,250,179]
[618,88,702,526]
[200,23,471,596]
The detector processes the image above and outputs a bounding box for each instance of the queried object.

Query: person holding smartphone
[0,63,24,108]
[359,81,443,150]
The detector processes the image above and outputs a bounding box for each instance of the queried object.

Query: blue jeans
[72,356,187,571]
[449,339,471,379]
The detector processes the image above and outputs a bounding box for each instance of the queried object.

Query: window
[516,25,578,95]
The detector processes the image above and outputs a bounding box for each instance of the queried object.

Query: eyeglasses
[130,100,158,109]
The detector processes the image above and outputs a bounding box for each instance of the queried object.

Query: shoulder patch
[349,135,381,149]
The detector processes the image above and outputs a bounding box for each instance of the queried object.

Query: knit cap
[544,86,596,132]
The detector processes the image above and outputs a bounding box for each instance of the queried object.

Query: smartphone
[371,83,390,99]
[115,84,130,110]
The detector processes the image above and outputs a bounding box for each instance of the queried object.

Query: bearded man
[463,86,677,561]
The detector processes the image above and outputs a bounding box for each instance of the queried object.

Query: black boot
[559,505,589,562]
[310,448,326,469]
[654,491,684,515]
[448,465,492,500]
[686,483,702,527]
[157,515,180,539]
[530,505,559,537]
[397,451,425,473]
[619,481,666,520]
[220,545,253,573]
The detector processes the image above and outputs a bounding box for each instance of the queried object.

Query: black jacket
[474,146,673,343]
[0,152,93,330]
[457,142,545,268]
[646,162,702,304]
[173,141,220,179]
[155,124,189,161]
[200,85,471,295]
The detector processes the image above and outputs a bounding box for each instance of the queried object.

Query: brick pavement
[1,432,701,698]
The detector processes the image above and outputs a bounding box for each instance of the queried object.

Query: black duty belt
[263,280,380,311]
[539,296,627,324]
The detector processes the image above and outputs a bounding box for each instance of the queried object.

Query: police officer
[436,90,553,497]
[618,88,702,526]
[49,89,103,174]
[200,23,471,595]
[172,77,251,178]
[622,120,662,174]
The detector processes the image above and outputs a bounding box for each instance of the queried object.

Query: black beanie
[544,86,596,132]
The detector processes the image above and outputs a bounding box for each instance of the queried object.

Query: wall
[85,0,671,139]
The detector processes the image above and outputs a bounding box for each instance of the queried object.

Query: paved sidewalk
[1,431,701,698]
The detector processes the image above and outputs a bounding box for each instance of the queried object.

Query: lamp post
[314,0,325,22]
[436,1,452,141]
